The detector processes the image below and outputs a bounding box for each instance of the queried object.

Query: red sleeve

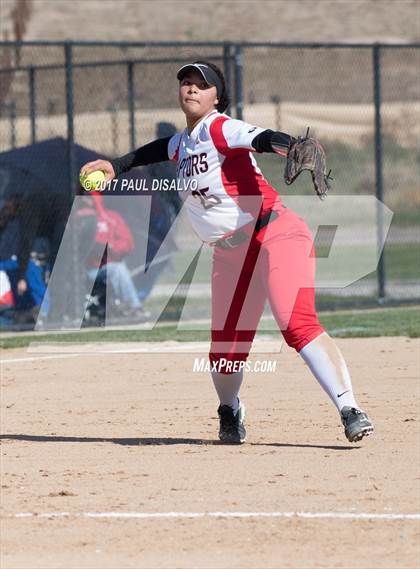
[209,116,231,155]
[209,116,265,156]
[103,211,134,259]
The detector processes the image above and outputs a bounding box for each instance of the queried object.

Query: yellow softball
[80,170,106,192]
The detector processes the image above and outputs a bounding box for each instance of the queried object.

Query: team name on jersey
[177,153,209,178]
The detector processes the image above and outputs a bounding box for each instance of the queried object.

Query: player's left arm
[251,129,296,157]
[219,118,296,156]
[222,119,331,199]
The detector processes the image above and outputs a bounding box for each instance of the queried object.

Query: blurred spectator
[0,191,71,326]
[0,256,47,325]
[77,193,147,319]
[0,191,70,294]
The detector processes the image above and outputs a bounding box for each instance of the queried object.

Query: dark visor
[177,63,223,98]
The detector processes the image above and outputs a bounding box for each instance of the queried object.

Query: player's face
[178,70,218,121]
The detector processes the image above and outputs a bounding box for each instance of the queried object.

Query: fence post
[373,43,386,301]
[233,45,244,120]
[223,43,233,113]
[108,103,119,155]
[65,41,80,322]
[29,66,36,144]
[127,61,136,150]
[9,100,16,148]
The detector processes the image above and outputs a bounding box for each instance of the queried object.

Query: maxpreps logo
[177,153,209,177]
[192,358,277,373]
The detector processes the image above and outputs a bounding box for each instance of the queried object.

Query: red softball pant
[209,204,324,373]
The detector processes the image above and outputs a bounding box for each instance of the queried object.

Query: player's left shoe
[217,401,246,444]
[341,406,374,442]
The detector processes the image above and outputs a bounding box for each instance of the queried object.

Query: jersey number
[191,187,222,210]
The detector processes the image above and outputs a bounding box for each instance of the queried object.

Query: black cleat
[217,401,247,444]
[341,406,374,442]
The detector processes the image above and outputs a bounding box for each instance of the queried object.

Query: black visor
[177,63,223,98]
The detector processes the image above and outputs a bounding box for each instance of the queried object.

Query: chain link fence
[0,41,418,330]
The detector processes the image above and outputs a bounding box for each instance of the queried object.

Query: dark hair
[192,59,230,113]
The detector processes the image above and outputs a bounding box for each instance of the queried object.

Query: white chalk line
[0,353,122,364]
[0,348,211,364]
[1,339,281,364]
[0,344,211,363]
[11,511,420,521]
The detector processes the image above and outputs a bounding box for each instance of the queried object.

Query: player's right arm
[80,135,177,182]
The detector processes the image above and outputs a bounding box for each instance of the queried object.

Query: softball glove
[284,129,332,200]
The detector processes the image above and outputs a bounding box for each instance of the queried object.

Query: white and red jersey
[167,111,281,243]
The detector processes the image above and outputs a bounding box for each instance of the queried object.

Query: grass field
[313,242,420,280]
[1,306,419,349]
[383,243,420,279]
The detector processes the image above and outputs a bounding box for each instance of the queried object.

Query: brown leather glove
[284,130,332,200]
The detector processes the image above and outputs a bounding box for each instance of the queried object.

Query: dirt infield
[1,337,419,568]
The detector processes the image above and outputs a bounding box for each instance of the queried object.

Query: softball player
[81,60,374,445]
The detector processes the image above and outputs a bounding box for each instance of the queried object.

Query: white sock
[299,332,359,412]
[211,370,243,415]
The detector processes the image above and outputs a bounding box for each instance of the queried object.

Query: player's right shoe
[217,401,246,444]
[340,406,374,442]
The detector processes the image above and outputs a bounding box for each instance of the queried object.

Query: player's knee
[282,324,324,352]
